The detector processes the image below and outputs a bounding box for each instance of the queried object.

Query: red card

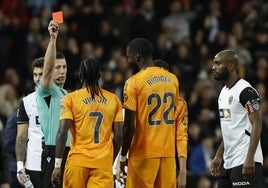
[52,11,64,24]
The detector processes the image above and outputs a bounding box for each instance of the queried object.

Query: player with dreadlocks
[51,57,124,187]
[80,58,103,99]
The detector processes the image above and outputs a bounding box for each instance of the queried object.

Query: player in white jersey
[16,58,44,188]
[210,50,263,188]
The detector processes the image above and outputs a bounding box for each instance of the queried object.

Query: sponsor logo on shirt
[232,181,250,186]
[219,109,231,119]
[35,116,40,125]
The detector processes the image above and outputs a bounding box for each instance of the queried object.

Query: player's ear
[135,53,140,62]
[79,71,83,83]
[228,62,235,71]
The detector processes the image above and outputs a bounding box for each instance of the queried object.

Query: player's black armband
[239,87,260,113]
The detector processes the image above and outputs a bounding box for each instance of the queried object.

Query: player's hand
[242,157,255,176]
[48,20,59,39]
[209,157,221,177]
[117,161,127,184]
[51,168,61,187]
[115,160,122,181]
[16,168,27,186]
[177,171,186,188]
[116,166,126,185]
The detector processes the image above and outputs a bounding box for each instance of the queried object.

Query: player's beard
[213,68,229,81]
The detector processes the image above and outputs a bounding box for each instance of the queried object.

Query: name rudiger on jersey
[146,75,171,86]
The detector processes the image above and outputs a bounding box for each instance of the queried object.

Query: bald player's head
[212,49,240,82]
[214,49,239,67]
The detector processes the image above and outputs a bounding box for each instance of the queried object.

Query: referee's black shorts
[41,145,70,188]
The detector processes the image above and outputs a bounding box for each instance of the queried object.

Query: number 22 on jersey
[147,92,175,126]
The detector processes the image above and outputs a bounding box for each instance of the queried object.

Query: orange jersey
[123,67,179,159]
[60,88,123,171]
[175,97,188,158]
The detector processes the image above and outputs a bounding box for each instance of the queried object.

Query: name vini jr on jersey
[83,97,107,104]
[147,76,171,86]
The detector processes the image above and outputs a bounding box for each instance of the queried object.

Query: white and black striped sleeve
[17,100,29,124]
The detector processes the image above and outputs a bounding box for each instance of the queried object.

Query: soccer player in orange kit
[51,57,123,188]
[119,38,181,188]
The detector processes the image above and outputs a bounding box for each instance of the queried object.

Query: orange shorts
[126,157,176,188]
[63,164,114,188]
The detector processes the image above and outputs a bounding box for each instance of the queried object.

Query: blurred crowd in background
[0,0,268,187]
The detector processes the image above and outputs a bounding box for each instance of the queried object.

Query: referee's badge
[228,96,233,105]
